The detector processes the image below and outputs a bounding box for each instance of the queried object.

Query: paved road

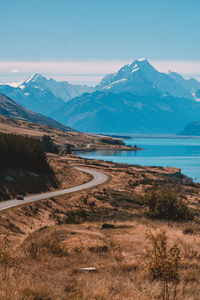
[0,167,108,212]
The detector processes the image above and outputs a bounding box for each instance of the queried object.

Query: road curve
[0,167,108,212]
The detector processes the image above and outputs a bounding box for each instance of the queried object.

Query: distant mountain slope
[0,74,93,116]
[51,59,200,134]
[168,71,200,99]
[0,93,72,131]
[18,73,93,102]
[0,84,65,116]
[51,91,200,134]
[179,121,200,136]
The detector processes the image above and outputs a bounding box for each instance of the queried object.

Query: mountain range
[51,58,200,134]
[1,58,200,134]
[0,74,93,116]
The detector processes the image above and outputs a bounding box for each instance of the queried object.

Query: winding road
[0,167,108,212]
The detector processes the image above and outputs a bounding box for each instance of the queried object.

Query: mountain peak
[128,57,148,65]
[110,57,155,81]
[22,73,44,85]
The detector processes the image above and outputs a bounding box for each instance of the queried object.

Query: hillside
[0,93,72,131]
[0,155,200,299]
[0,115,136,152]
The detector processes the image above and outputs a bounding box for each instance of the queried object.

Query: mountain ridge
[0,92,72,131]
[51,58,200,134]
[0,74,93,116]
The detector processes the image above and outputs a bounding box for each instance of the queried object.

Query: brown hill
[0,115,135,152]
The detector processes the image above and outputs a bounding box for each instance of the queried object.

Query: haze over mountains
[1,58,200,134]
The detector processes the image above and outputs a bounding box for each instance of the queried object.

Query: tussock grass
[1,220,200,299]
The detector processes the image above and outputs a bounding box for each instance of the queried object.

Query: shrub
[25,241,40,260]
[143,186,193,221]
[183,227,194,235]
[145,231,181,300]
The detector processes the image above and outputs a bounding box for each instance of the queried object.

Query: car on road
[17,195,24,200]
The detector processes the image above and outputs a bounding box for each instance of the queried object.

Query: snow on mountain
[51,58,200,134]
[18,73,93,102]
[0,74,93,117]
[97,58,194,99]
[168,70,200,100]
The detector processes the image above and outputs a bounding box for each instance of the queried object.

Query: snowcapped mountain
[168,71,200,100]
[0,83,65,116]
[18,73,93,102]
[97,58,194,99]
[51,58,200,134]
[0,74,93,116]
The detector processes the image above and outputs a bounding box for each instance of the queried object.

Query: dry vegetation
[0,155,200,299]
[0,115,135,152]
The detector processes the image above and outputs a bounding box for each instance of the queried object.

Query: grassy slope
[0,156,200,299]
[0,115,135,152]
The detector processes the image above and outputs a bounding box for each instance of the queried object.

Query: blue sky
[1,0,200,85]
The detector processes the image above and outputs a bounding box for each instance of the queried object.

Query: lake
[78,138,200,182]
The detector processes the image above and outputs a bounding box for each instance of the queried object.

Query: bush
[143,186,193,221]
[145,231,181,300]
[183,227,194,235]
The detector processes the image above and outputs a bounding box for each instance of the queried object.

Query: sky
[0,0,200,85]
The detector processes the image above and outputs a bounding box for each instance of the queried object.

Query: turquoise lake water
[78,138,200,182]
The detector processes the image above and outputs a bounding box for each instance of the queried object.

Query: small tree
[145,231,181,300]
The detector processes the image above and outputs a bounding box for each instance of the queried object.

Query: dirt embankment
[0,155,91,201]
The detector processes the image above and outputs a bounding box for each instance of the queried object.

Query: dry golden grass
[0,156,200,299]
[1,220,200,299]
[0,115,133,152]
